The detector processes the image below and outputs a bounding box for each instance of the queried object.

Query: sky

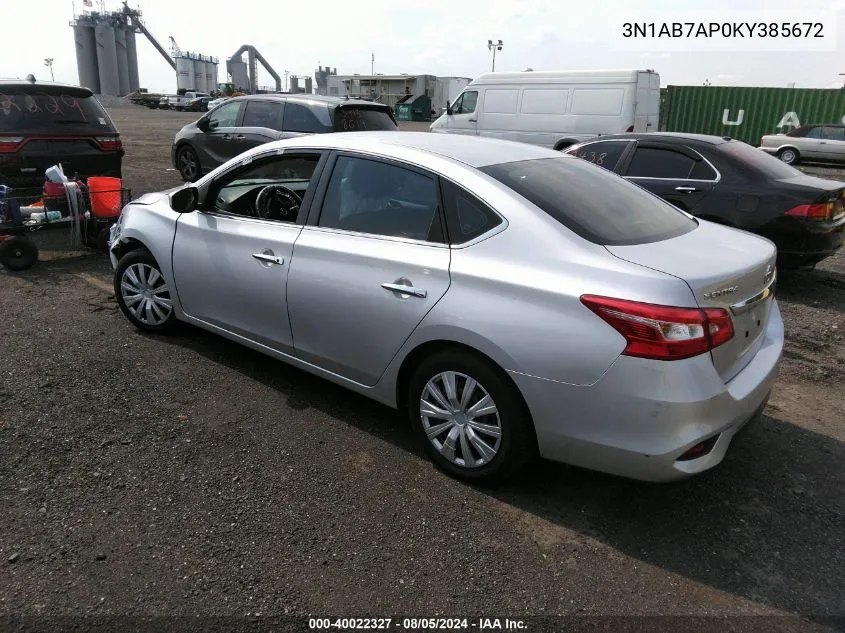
[2,0,844,93]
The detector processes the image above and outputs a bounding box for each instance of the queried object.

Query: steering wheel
[254,185,302,222]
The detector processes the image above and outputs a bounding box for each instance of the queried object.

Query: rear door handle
[381,282,427,298]
[223,134,232,140]
[252,253,284,265]
[468,118,477,122]
[235,134,245,140]
[674,186,698,193]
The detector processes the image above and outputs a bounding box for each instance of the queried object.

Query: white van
[429,69,660,150]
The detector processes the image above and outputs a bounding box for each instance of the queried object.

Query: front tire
[778,147,799,165]
[114,249,177,333]
[176,145,201,182]
[407,349,534,484]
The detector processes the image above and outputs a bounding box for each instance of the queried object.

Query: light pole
[487,39,502,72]
[44,58,55,81]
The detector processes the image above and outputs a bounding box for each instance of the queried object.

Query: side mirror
[446,101,453,116]
[197,117,209,132]
[170,186,198,213]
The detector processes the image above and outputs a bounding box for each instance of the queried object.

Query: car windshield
[480,157,697,246]
[0,90,112,133]
[719,140,803,179]
[332,106,397,131]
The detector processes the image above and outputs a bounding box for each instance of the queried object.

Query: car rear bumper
[509,300,784,482]
[761,215,845,267]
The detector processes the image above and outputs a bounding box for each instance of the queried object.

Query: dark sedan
[565,133,845,269]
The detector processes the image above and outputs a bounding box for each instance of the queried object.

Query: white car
[759,124,845,165]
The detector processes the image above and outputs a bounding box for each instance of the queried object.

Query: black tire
[407,349,534,484]
[176,145,201,182]
[778,147,799,165]
[0,236,38,271]
[114,249,177,333]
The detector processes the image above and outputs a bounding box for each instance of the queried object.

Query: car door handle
[381,282,427,298]
[674,186,698,193]
[252,253,284,265]
[468,118,477,122]
[235,134,245,140]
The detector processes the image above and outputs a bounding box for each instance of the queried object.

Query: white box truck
[429,69,660,150]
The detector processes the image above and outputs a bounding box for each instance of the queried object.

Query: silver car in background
[109,132,783,484]
[760,123,845,165]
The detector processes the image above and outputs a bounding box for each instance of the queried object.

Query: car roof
[0,79,94,97]
[264,131,564,168]
[227,93,386,108]
[582,132,734,145]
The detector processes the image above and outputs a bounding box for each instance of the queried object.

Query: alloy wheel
[178,148,198,180]
[120,263,173,326]
[419,371,502,469]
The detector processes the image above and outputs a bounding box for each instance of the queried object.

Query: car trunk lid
[605,220,777,382]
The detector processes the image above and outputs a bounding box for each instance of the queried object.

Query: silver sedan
[109,132,783,483]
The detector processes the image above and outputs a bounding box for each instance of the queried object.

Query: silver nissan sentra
[109,131,783,484]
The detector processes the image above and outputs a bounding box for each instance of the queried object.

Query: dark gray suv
[171,94,398,181]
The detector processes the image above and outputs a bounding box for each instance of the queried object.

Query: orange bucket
[87,176,123,218]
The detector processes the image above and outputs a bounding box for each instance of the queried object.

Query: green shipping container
[659,85,845,145]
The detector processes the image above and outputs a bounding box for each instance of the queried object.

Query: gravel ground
[0,106,843,632]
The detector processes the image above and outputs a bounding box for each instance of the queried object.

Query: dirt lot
[0,105,843,632]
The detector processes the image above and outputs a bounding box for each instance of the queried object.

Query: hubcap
[419,371,502,469]
[782,150,795,163]
[120,263,172,325]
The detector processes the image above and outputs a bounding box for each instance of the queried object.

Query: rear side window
[283,102,332,133]
[0,90,112,133]
[626,147,695,178]
[568,141,630,171]
[242,101,283,131]
[333,107,397,131]
[718,140,802,179]
[480,157,697,246]
[440,178,502,244]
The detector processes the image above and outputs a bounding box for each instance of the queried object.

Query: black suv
[0,78,123,189]
[172,94,398,181]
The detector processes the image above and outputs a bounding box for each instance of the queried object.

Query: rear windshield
[332,106,397,132]
[719,140,802,179]
[480,157,697,246]
[0,90,113,134]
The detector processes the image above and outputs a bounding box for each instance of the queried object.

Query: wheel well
[777,145,800,155]
[554,140,578,151]
[395,340,539,448]
[112,237,149,261]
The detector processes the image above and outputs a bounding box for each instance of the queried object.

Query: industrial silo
[94,22,120,95]
[114,25,131,96]
[175,55,193,92]
[205,61,217,93]
[73,22,100,93]
[125,27,140,92]
[193,58,206,93]
[304,77,313,94]
[228,59,249,92]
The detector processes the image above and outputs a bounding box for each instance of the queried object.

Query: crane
[169,36,182,57]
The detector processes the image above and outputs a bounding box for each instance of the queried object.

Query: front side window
[208,153,321,222]
[318,155,442,242]
[209,102,240,128]
[452,91,478,115]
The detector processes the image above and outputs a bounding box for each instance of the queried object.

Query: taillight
[580,295,734,361]
[94,136,123,152]
[625,125,634,132]
[0,136,24,153]
[785,202,833,220]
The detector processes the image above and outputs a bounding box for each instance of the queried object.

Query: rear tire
[778,147,799,165]
[407,349,534,484]
[114,249,177,333]
[0,236,38,271]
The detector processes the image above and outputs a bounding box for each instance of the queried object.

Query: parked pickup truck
[159,92,210,112]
